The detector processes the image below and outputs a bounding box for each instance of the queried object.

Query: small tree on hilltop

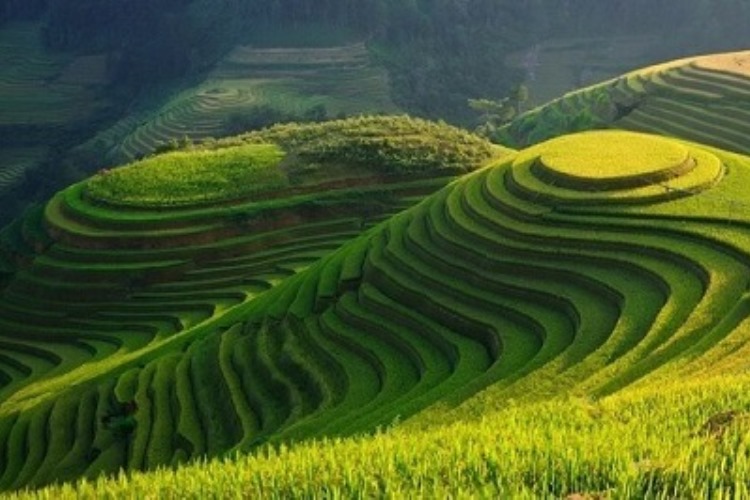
[510,84,529,114]
[468,97,516,138]
[468,84,531,139]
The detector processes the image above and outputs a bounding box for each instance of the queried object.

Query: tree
[510,84,529,114]
[468,98,515,122]
[468,97,516,138]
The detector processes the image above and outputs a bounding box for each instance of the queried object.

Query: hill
[3,1,748,230]
[0,116,505,491]
[0,23,110,129]
[13,374,750,498]
[497,50,750,154]
[4,116,750,496]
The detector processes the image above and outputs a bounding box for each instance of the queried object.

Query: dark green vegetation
[85,43,398,164]
[0,22,113,221]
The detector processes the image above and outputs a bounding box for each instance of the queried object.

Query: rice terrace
[2,2,750,498]
[85,42,397,164]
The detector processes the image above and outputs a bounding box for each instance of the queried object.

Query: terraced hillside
[0,116,503,491]
[83,42,397,164]
[498,50,750,155]
[5,122,750,494]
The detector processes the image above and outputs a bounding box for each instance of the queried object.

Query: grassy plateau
[4,67,750,497]
[87,144,287,207]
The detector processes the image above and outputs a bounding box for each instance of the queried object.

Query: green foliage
[499,87,613,147]
[229,115,502,174]
[85,143,286,207]
[470,85,532,139]
[468,97,517,135]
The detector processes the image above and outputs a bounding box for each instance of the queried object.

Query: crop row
[119,89,258,160]
[109,43,395,161]
[610,63,750,156]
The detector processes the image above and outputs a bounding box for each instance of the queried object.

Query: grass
[0,116,506,491]
[82,42,398,163]
[85,144,286,207]
[535,130,688,183]
[505,132,724,207]
[11,373,750,499]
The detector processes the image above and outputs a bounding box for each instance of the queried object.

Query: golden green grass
[85,144,286,207]
[11,373,750,499]
[506,132,723,206]
[534,131,688,182]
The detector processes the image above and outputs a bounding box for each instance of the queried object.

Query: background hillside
[497,51,750,155]
[1,1,750,227]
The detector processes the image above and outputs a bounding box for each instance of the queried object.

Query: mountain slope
[5,123,750,492]
[0,116,504,490]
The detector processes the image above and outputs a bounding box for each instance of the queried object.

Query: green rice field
[5,53,750,498]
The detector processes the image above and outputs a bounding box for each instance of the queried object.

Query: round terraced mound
[510,130,724,206]
[535,131,691,189]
